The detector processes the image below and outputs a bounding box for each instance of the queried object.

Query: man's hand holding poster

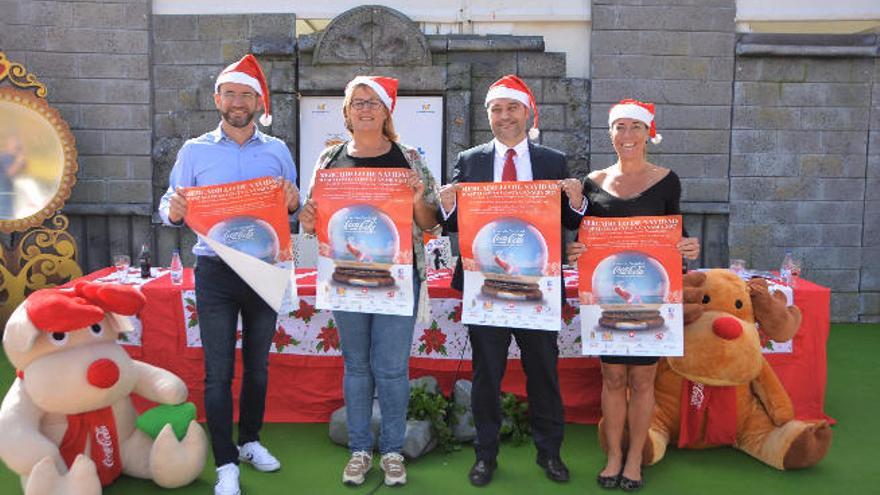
[312,168,414,315]
[458,181,562,331]
[578,215,684,356]
[183,176,295,312]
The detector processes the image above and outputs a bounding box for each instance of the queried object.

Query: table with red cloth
[78,267,832,424]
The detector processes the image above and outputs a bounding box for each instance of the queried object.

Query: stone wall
[589,0,736,269]
[1,0,153,268]
[865,57,880,323]
[729,34,878,322]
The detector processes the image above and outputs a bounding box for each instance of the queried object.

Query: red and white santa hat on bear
[485,75,540,140]
[608,99,662,144]
[345,76,399,113]
[215,54,272,126]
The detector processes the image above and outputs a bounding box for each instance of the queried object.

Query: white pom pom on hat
[608,99,662,145]
[215,54,273,126]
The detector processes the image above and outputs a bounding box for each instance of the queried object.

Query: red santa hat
[484,75,540,140]
[214,54,272,126]
[345,76,399,113]
[608,99,662,144]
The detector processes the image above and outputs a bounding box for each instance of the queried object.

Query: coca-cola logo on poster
[612,261,646,276]
[492,229,526,247]
[94,425,115,468]
[222,224,256,243]
[344,215,378,234]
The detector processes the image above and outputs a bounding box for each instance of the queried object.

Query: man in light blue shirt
[157,54,299,495]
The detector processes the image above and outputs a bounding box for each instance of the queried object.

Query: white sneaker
[238,441,281,472]
[215,463,240,495]
[342,451,372,485]
[380,452,407,486]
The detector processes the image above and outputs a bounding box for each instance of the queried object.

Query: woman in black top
[568,100,700,491]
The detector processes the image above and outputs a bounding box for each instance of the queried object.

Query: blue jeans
[195,256,277,467]
[333,279,419,454]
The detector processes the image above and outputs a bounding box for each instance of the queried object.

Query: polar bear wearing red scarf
[0,282,206,494]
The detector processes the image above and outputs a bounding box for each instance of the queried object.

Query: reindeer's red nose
[712,316,742,340]
[87,359,119,389]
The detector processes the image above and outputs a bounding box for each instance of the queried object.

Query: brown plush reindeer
[640,269,831,469]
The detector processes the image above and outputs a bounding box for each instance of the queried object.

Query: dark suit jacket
[440,141,582,292]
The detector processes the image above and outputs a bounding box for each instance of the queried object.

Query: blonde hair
[342,84,399,142]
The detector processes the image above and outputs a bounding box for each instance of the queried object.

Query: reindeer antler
[25,283,146,333]
[75,282,145,316]
[748,278,802,342]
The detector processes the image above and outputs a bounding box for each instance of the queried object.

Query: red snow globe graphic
[592,251,669,331]
[207,216,280,263]
[472,217,547,301]
[327,204,399,287]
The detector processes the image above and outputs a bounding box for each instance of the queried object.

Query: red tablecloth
[79,268,831,424]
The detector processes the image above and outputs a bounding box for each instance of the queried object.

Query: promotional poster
[578,215,684,356]
[458,181,562,331]
[312,168,414,315]
[183,176,296,312]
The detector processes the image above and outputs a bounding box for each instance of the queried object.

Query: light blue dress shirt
[158,124,298,257]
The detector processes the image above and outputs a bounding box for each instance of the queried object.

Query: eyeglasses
[350,99,383,111]
[220,91,257,102]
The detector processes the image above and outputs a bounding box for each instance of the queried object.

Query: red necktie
[502,148,517,181]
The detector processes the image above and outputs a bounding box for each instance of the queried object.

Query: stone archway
[312,5,430,67]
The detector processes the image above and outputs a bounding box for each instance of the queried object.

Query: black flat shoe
[536,455,570,482]
[620,474,645,492]
[468,459,497,487]
[597,471,621,489]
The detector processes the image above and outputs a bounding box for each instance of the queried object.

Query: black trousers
[195,256,276,466]
[468,325,565,462]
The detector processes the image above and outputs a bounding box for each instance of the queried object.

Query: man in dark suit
[438,75,585,486]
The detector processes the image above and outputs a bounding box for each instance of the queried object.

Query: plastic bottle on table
[780,251,794,285]
[170,249,183,285]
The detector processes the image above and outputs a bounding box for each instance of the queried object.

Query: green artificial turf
[0,324,878,494]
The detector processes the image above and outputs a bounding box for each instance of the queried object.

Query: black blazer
[440,141,582,292]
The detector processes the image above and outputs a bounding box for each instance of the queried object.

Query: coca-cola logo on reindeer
[94,425,116,468]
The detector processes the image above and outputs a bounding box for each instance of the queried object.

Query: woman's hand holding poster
[578,215,684,356]
[458,181,562,331]
[183,176,295,312]
[312,168,414,315]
